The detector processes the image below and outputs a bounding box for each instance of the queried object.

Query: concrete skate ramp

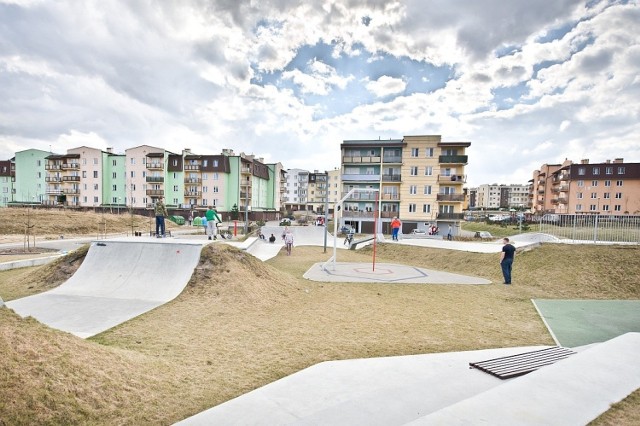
[260,226,329,246]
[7,240,203,338]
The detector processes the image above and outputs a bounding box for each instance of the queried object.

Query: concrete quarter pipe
[7,239,204,338]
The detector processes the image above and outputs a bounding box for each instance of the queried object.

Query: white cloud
[365,75,407,98]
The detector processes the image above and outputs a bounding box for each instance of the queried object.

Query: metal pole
[323,196,329,253]
[373,191,379,272]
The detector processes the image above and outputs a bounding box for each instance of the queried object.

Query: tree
[230,204,240,220]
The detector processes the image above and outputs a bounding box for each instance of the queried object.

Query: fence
[537,214,640,244]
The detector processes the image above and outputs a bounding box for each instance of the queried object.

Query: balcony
[62,176,80,182]
[146,176,164,183]
[45,164,61,170]
[437,174,466,183]
[437,213,465,220]
[61,163,79,170]
[558,197,568,204]
[558,185,569,192]
[537,188,545,194]
[45,177,62,182]
[184,177,202,183]
[380,193,400,201]
[342,155,381,164]
[185,191,202,198]
[551,198,559,204]
[184,164,201,171]
[341,174,381,182]
[382,155,402,163]
[241,167,252,174]
[342,192,379,201]
[63,188,80,195]
[146,162,164,170]
[381,174,401,182]
[341,210,376,218]
[438,155,468,164]
[146,189,164,196]
[559,173,570,181]
[437,194,465,202]
[46,188,62,195]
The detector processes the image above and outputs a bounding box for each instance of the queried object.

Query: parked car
[489,214,509,222]
[411,229,426,235]
[340,225,354,235]
[474,231,493,239]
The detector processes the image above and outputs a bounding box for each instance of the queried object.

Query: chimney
[580,159,589,164]
[605,159,611,164]
[613,158,624,163]
[106,147,113,153]
[182,148,191,155]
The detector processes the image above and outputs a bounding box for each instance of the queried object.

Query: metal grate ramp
[469,346,576,379]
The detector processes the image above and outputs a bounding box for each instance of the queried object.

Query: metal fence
[537,214,640,244]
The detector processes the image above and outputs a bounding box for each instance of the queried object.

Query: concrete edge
[0,254,64,271]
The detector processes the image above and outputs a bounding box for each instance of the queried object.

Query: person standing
[284,229,294,255]
[447,225,452,241]
[205,206,221,240]
[500,237,516,284]
[390,217,401,241]
[154,197,168,238]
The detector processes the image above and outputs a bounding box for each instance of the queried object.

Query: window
[411,148,419,157]
[593,167,599,175]
[577,180,584,187]
[614,205,621,211]
[83,196,87,202]
[578,167,585,175]
[83,158,87,165]
[589,204,597,211]
[173,185,178,191]
[408,203,416,213]
[203,173,208,180]
[577,193,583,199]
[203,159,208,167]
[605,180,611,187]
[111,184,117,191]
[616,180,623,186]
[410,166,418,176]
[615,192,622,199]
[425,148,434,157]
[423,185,432,195]
[130,184,135,191]
[576,204,582,211]
[213,173,219,180]
[93,158,98,165]
[618,167,625,174]
[202,186,207,193]
[213,160,218,167]
[93,171,98,178]
[423,204,431,213]
[605,167,613,174]
[83,184,87,190]
[591,193,597,199]
[173,159,178,166]
[130,158,135,165]
[82,171,87,178]
[602,205,610,211]
[94,184,99,190]
[130,171,135,178]
[113,172,117,179]
[424,166,432,176]
[604,193,610,199]
[94,196,99,203]
[591,180,598,187]
[409,185,417,195]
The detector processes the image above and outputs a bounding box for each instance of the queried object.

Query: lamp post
[118,197,121,215]
[244,205,251,234]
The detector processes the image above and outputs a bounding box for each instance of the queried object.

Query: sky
[1,0,639,187]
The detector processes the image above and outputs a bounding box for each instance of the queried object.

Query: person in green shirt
[205,206,221,240]
[154,197,169,237]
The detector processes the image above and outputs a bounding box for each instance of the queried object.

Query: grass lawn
[1,216,639,424]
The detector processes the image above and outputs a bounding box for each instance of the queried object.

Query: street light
[118,197,122,215]
[244,205,251,234]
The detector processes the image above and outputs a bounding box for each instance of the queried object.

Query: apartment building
[473,184,529,210]
[307,171,329,213]
[14,149,49,204]
[0,160,15,207]
[530,158,640,215]
[327,168,341,207]
[283,168,309,212]
[340,135,470,233]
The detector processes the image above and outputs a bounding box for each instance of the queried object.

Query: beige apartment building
[529,158,640,215]
[340,135,470,233]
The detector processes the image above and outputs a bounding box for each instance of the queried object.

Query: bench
[349,236,375,250]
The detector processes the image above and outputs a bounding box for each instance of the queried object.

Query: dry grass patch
[0,240,638,424]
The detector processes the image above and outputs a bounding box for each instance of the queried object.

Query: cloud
[365,75,407,98]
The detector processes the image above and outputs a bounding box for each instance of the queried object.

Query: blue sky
[0,0,639,187]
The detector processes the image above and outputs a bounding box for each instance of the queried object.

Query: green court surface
[532,299,640,348]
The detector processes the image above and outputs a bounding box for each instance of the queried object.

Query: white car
[411,229,426,235]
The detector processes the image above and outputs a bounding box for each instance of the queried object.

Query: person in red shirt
[390,217,402,241]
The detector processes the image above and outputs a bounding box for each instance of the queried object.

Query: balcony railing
[382,155,402,163]
[558,185,569,192]
[241,167,252,174]
[437,213,465,220]
[381,174,401,182]
[61,163,80,169]
[438,155,468,164]
[146,163,164,170]
[63,188,80,195]
[341,210,376,218]
[437,194,465,202]
[185,191,202,198]
[184,177,202,183]
[146,176,164,183]
[558,197,568,204]
[437,174,466,183]
[342,155,381,164]
[380,193,400,200]
[45,177,62,182]
[146,189,164,196]
[62,176,80,182]
[342,192,379,201]
[184,165,201,171]
[46,188,62,195]
[45,164,61,170]
[341,174,381,182]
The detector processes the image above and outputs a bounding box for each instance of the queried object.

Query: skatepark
[1,225,639,424]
